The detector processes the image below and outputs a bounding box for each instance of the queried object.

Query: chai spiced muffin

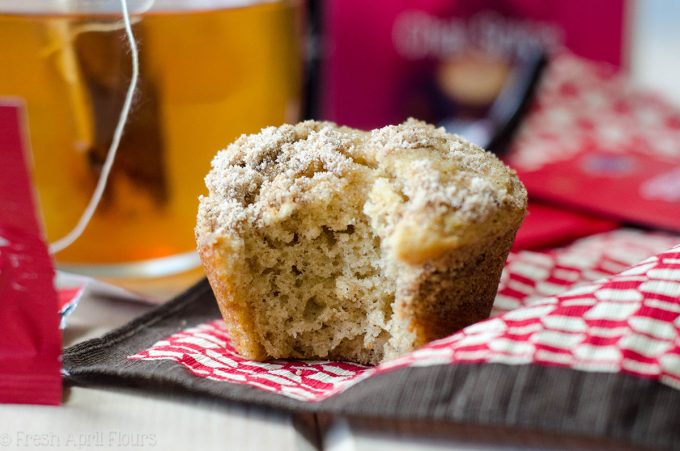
[196,119,527,365]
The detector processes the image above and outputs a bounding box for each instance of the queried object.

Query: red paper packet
[508,54,680,234]
[0,103,61,405]
[513,201,618,251]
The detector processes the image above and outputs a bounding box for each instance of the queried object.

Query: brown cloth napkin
[64,234,680,451]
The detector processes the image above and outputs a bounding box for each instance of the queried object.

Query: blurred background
[631,0,680,106]
[1,0,679,284]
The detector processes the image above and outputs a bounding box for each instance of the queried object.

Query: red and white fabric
[129,229,680,402]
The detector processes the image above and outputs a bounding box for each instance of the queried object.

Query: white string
[49,0,139,254]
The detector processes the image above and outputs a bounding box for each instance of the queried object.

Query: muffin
[196,119,527,365]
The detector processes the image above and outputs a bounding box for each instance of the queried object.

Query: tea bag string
[49,0,139,254]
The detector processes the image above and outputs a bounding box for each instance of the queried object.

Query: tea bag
[42,0,154,152]
[43,21,94,154]
[46,0,158,253]
[74,20,168,207]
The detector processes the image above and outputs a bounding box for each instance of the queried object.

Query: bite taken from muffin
[196,119,527,365]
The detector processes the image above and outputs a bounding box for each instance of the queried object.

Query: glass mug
[0,0,302,277]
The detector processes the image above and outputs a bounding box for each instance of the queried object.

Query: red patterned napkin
[126,229,680,401]
[63,229,680,447]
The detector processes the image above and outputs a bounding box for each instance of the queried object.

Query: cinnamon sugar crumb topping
[198,118,525,243]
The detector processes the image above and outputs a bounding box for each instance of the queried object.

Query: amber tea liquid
[0,2,301,273]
